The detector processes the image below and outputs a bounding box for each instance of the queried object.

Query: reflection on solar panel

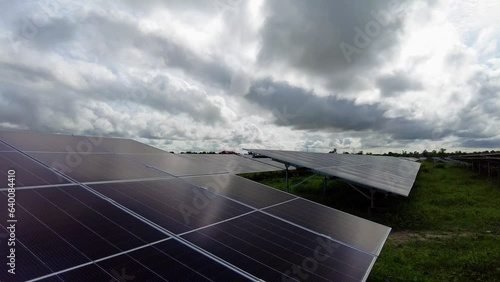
[179,154,283,174]
[245,149,421,196]
[184,174,296,208]
[0,130,106,153]
[124,153,283,176]
[0,130,390,281]
[93,137,169,154]
[26,152,170,183]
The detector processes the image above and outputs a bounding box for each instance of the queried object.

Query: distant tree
[329,148,337,154]
[439,148,447,156]
[356,151,363,155]
[343,152,350,154]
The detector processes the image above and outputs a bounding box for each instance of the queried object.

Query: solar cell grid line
[27,237,173,282]
[8,187,168,258]
[182,211,377,282]
[0,192,93,276]
[26,152,170,183]
[264,198,391,256]
[89,178,254,234]
[0,152,71,188]
[0,186,170,281]
[35,240,254,282]
[0,226,56,282]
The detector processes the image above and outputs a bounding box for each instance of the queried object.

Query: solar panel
[0,152,71,188]
[0,131,391,281]
[26,152,171,183]
[245,149,421,196]
[184,174,297,209]
[90,179,253,234]
[265,198,390,255]
[0,186,167,281]
[182,212,376,281]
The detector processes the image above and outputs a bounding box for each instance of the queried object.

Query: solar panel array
[244,149,421,196]
[0,131,391,281]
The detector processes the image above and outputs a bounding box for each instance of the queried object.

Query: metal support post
[285,164,290,193]
[370,189,375,209]
[322,176,327,195]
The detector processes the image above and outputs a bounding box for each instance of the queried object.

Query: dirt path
[388,231,486,243]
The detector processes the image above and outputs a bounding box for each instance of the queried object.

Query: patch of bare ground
[389,231,493,244]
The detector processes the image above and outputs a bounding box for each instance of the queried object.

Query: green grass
[240,162,500,281]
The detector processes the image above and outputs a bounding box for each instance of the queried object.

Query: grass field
[240,162,500,281]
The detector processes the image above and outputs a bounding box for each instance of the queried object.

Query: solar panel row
[245,149,421,196]
[0,131,391,281]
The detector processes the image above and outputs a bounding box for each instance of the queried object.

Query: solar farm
[1,131,499,281]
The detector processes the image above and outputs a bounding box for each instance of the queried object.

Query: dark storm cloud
[134,36,233,88]
[246,79,388,131]
[460,138,500,148]
[376,72,423,96]
[257,0,416,90]
[245,79,471,142]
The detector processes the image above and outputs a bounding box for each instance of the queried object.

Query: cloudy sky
[0,0,499,153]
